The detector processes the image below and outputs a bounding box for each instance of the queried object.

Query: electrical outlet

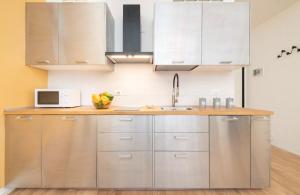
[253,68,264,77]
[114,90,122,96]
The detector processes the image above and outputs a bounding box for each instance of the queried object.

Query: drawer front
[98,152,152,188]
[97,116,152,132]
[155,116,208,132]
[98,133,152,151]
[155,152,209,189]
[155,133,208,152]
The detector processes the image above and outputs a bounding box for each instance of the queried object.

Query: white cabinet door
[202,2,250,65]
[154,2,202,66]
[59,3,106,65]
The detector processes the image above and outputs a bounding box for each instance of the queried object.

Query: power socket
[114,90,122,96]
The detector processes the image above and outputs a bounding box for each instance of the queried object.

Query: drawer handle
[174,136,189,140]
[252,116,270,121]
[174,154,188,159]
[119,117,133,122]
[223,117,239,122]
[120,136,133,140]
[75,60,89,64]
[119,154,133,159]
[16,116,32,121]
[36,60,50,64]
[62,116,77,121]
[219,61,232,64]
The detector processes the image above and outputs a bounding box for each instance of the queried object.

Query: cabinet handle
[75,60,89,64]
[174,153,188,159]
[219,61,232,64]
[252,116,270,121]
[16,116,32,121]
[62,116,77,121]
[174,136,189,140]
[119,153,133,159]
[119,117,133,122]
[172,60,185,64]
[120,136,133,140]
[36,60,50,64]
[223,117,239,122]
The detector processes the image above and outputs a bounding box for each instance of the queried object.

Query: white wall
[247,1,300,155]
[48,0,242,107]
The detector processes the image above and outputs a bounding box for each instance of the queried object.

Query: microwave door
[38,91,59,107]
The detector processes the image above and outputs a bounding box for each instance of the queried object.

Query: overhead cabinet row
[154,2,250,70]
[26,3,114,70]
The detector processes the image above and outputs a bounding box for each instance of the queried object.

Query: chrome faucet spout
[172,73,180,107]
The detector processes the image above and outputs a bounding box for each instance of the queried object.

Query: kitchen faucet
[172,73,179,107]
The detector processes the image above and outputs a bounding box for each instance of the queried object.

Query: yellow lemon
[101,95,110,105]
[92,94,101,104]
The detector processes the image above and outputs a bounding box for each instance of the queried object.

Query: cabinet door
[26,3,59,65]
[5,115,42,188]
[202,2,250,65]
[210,116,251,188]
[251,116,271,188]
[59,3,106,65]
[42,116,97,188]
[154,2,202,66]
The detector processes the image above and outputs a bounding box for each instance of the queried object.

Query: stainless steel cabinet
[202,2,250,65]
[59,3,107,65]
[42,115,97,188]
[154,2,202,71]
[5,115,42,188]
[210,116,251,188]
[26,3,59,65]
[251,116,271,188]
[155,152,209,189]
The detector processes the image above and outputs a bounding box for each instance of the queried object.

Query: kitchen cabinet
[210,116,251,189]
[5,115,43,188]
[154,115,209,189]
[42,115,97,188]
[202,2,250,65]
[25,2,114,71]
[97,115,153,189]
[154,2,202,71]
[251,116,271,188]
[26,3,59,65]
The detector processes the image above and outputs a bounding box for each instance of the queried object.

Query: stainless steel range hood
[105,5,153,64]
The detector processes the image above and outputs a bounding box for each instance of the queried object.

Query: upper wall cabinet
[26,3,59,65]
[154,2,202,71]
[202,2,250,66]
[26,3,114,71]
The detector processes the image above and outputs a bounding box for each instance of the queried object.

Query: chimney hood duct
[105,5,153,64]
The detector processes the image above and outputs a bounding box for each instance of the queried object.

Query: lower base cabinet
[155,152,209,189]
[98,152,152,188]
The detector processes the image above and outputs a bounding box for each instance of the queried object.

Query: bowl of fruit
[92,92,114,109]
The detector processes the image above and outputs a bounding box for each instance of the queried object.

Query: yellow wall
[0,0,48,187]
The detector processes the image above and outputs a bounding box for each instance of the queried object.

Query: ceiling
[238,0,299,27]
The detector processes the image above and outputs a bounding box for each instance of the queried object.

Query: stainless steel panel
[251,116,271,188]
[97,133,152,151]
[59,3,106,64]
[202,2,250,65]
[154,2,202,66]
[5,115,42,188]
[26,3,59,65]
[210,116,251,189]
[42,115,97,188]
[155,152,209,189]
[155,116,208,132]
[98,152,152,189]
[97,116,152,132]
[155,133,208,152]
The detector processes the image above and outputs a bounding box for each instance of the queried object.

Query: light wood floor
[9,147,300,195]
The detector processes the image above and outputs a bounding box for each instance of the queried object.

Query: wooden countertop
[3,106,274,116]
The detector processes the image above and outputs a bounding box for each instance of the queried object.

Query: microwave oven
[35,89,81,108]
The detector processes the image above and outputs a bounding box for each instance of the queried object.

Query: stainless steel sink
[160,106,193,111]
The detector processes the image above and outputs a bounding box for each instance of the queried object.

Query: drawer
[155,133,208,152]
[97,115,152,132]
[98,152,152,189]
[97,133,152,151]
[155,116,208,132]
[155,152,209,189]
